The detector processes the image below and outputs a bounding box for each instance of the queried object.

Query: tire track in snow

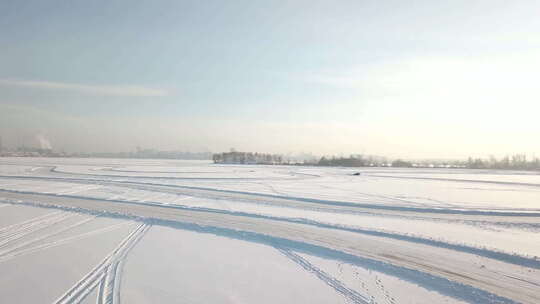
[0,222,130,263]
[0,213,73,247]
[0,198,522,304]
[53,223,150,304]
[96,223,150,304]
[0,215,94,257]
[0,211,62,235]
[2,174,539,216]
[96,258,123,304]
[50,167,301,181]
[0,211,73,248]
[2,190,540,269]
[277,247,370,304]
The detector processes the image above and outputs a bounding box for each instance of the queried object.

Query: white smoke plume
[36,134,52,150]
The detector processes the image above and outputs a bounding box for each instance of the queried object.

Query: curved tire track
[54,223,150,304]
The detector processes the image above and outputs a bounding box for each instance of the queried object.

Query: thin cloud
[303,74,362,88]
[0,79,168,97]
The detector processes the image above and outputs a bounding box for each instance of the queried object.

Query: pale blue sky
[1,0,540,158]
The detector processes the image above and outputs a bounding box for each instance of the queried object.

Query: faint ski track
[106,168,222,174]
[365,173,540,188]
[277,247,370,304]
[0,211,73,248]
[53,223,150,304]
[0,215,94,257]
[0,221,130,263]
[0,211,63,235]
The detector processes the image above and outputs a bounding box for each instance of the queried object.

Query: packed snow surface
[0,157,539,303]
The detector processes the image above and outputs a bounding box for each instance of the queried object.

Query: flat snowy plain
[0,158,538,304]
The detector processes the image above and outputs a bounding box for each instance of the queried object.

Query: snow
[295,253,468,304]
[0,157,539,303]
[0,206,134,303]
[0,176,537,256]
[121,226,349,304]
[0,203,52,228]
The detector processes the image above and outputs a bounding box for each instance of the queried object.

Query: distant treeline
[465,154,540,170]
[310,154,540,170]
[213,151,283,164]
[212,152,540,170]
[314,155,413,168]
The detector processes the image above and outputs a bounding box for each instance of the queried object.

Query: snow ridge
[2,192,538,269]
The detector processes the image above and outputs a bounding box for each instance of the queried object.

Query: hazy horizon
[2,1,540,159]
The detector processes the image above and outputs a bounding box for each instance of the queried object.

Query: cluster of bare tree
[212,151,283,164]
[312,154,540,170]
[314,155,413,167]
[465,154,540,170]
[317,156,367,167]
[212,151,540,171]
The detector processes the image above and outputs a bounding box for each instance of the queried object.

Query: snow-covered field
[0,158,539,303]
